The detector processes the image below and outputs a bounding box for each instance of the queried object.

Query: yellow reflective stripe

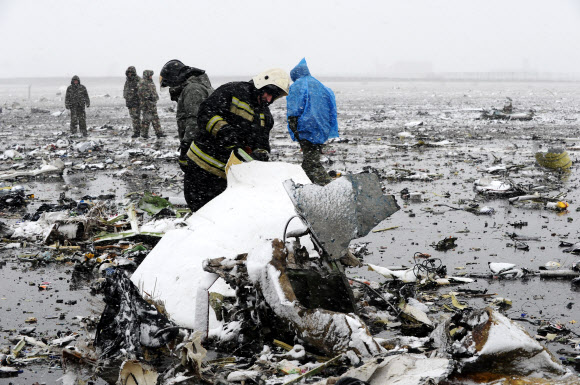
[206,115,224,134]
[210,120,227,136]
[187,145,227,179]
[230,97,254,121]
[230,105,253,121]
[189,155,227,179]
[260,113,265,127]
[232,97,253,115]
[187,142,225,170]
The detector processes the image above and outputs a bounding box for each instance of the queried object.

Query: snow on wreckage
[131,162,398,358]
[74,159,573,384]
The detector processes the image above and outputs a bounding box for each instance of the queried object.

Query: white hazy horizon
[1,0,580,79]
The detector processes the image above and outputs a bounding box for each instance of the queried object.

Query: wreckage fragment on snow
[447,308,567,378]
[134,162,402,359]
[205,239,386,358]
[334,353,453,385]
[474,178,512,194]
[367,263,419,283]
[118,360,158,385]
[283,173,400,265]
[132,162,312,329]
[480,108,534,121]
[267,240,383,357]
[0,158,65,180]
[94,270,178,360]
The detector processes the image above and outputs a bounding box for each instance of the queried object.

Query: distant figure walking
[123,66,142,138]
[287,58,338,185]
[138,70,165,139]
[65,75,90,137]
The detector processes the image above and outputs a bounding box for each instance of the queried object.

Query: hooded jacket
[286,58,338,144]
[65,75,90,109]
[189,81,274,178]
[176,73,214,143]
[123,66,141,108]
[138,70,159,110]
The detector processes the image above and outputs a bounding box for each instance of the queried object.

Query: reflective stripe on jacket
[192,81,274,178]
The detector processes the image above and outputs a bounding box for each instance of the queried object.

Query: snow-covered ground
[1,77,580,382]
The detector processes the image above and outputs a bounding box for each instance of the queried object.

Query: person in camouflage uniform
[123,66,141,138]
[65,75,90,136]
[160,60,214,210]
[138,70,165,139]
[159,60,213,165]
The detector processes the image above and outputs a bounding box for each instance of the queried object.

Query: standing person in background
[123,66,142,138]
[287,58,339,185]
[65,75,90,137]
[138,70,165,139]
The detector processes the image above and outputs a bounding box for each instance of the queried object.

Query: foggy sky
[1,0,579,78]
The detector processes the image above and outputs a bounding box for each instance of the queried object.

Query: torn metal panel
[453,308,567,378]
[336,354,453,385]
[94,270,178,360]
[283,173,400,262]
[118,360,158,385]
[0,159,65,180]
[204,239,385,358]
[181,331,207,378]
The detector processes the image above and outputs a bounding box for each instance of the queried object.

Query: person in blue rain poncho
[287,58,339,185]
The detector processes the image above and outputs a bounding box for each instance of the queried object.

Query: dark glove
[252,149,270,162]
[288,116,300,141]
[178,141,190,172]
[291,129,300,141]
[218,125,242,147]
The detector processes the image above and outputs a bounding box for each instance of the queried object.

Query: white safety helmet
[252,68,290,99]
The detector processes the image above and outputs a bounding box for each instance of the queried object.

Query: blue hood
[286,58,339,145]
[290,58,310,82]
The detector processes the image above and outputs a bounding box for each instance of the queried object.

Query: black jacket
[188,81,274,178]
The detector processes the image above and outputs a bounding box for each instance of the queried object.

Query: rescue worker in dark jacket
[123,66,142,138]
[184,68,290,211]
[138,70,165,139]
[159,59,214,163]
[65,75,90,136]
[160,60,214,207]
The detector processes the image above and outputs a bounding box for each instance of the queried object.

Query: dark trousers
[70,107,87,135]
[300,140,332,186]
[184,165,228,212]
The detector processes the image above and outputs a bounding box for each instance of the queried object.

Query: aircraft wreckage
[61,161,574,384]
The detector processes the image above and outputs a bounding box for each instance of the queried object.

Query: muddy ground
[1,77,580,383]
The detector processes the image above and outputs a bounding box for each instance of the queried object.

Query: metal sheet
[284,173,400,260]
